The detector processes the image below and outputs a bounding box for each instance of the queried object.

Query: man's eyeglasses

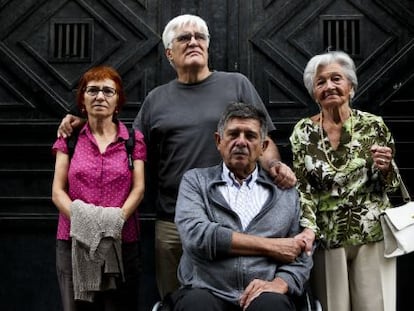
[174,32,209,44]
[85,86,117,97]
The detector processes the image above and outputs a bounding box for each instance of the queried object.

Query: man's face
[165,24,209,71]
[215,118,268,180]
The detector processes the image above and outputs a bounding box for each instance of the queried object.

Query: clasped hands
[239,230,314,310]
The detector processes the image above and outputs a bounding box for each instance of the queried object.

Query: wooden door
[1,1,413,310]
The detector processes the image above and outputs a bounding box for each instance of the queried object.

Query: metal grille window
[321,17,361,55]
[50,19,93,62]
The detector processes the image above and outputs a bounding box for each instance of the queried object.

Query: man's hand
[268,161,297,189]
[231,233,305,263]
[57,114,84,138]
[294,228,315,256]
[240,277,288,310]
[266,237,305,263]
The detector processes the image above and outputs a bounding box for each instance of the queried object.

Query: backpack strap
[66,127,135,171]
[125,127,135,170]
[66,130,80,160]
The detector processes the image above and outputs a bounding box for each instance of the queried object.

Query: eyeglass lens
[175,32,208,44]
[85,86,116,97]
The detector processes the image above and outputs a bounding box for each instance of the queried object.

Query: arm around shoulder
[57,114,85,138]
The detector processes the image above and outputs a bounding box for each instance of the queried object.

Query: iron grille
[50,20,92,62]
[322,17,360,55]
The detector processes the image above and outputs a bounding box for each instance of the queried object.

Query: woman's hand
[370,144,392,174]
[294,228,315,256]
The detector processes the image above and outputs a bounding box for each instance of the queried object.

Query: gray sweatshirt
[175,164,312,305]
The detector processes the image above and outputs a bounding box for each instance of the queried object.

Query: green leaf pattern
[290,109,400,248]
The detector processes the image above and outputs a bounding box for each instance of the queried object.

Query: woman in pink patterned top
[52,65,146,310]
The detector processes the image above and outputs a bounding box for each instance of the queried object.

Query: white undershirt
[218,164,270,230]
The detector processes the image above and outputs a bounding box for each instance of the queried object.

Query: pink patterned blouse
[52,121,147,242]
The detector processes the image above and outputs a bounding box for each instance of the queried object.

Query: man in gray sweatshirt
[174,102,312,311]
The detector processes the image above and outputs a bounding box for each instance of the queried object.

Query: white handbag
[380,162,414,258]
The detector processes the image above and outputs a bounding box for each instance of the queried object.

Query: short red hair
[76,65,126,113]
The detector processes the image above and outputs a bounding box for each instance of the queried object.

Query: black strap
[125,128,135,170]
[67,130,80,159]
[66,127,135,171]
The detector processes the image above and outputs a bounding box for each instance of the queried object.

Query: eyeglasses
[85,86,117,97]
[174,32,209,44]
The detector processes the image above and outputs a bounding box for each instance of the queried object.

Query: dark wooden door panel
[1,1,413,310]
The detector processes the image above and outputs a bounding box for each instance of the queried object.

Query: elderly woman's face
[313,62,353,108]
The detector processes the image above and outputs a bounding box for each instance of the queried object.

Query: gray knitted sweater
[70,199,125,302]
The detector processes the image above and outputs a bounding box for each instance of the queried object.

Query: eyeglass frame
[84,86,117,97]
[173,32,210,45]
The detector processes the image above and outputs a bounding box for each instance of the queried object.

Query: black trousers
[173,287,295,311]
[56,240,141,311]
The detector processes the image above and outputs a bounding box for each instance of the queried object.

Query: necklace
[319,109,354,172]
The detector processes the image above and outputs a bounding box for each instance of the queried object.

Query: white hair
[162,14,210,49]
[303,51,358,100]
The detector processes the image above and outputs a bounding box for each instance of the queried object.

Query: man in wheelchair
[171,103,313,311]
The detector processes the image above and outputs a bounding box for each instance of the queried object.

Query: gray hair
[162,14,210,49]
[303,51,358,100]
[217,102,268,141]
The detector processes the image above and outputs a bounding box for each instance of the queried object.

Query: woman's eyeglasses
[85,86,117,97]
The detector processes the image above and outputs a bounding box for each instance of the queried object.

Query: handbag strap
[392,160,411,202]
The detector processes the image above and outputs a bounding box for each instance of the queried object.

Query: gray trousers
[56,240,141,311]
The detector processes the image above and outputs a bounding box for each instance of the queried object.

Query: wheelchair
[151,286,322,311]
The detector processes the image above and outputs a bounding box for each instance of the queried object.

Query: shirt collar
[82,120,128,141]
[221,163,258,188]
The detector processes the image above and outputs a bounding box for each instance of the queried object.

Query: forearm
[121,160,145,219]
[52,152,72,218]
[231,231,306,263]
[230,231,271,256]
[121,186,144,220]
[260,136,297,189]
[52,189,72,218]
[258,136,281,171]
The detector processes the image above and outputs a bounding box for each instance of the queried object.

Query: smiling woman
[291,51,401,311]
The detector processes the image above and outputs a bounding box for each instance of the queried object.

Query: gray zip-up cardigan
[175,164,312,305]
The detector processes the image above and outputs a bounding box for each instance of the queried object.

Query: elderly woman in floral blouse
[290,51,400,311]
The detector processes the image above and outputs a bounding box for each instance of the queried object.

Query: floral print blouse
[290,109,400,249]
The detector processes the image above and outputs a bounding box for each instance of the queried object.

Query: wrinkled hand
[370,144,392,174]
[294,228,315,256]
[266,237,305,263]
[240,278,288,310]
[57,114,84,138]
[268,161,297,189]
